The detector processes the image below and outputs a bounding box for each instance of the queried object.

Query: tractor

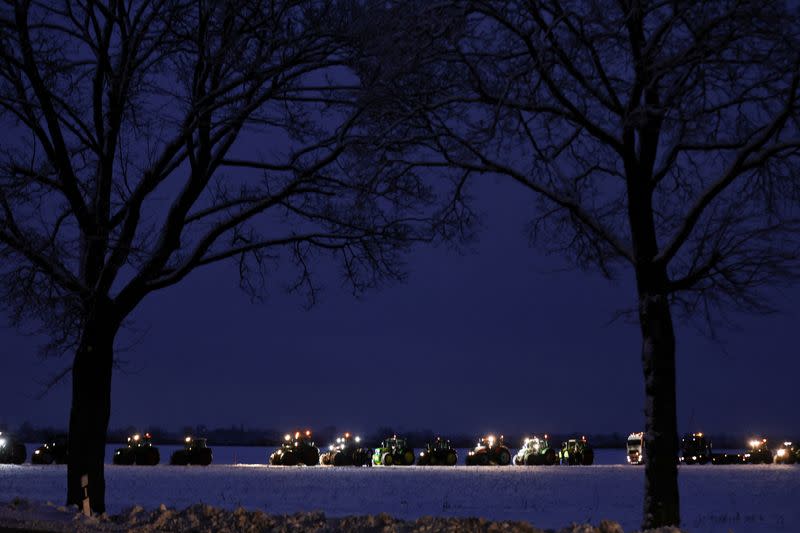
[417,437,458,466]
[775,441,799,464]
[742,437,773,464]
[32,436,69,465]
[270,430,319,466]
[513,435,557,466]
[559,436,594,465]
[679,432,712,465]
[170,436,213,466]
[0,432,26,465]
[319,433,372,466]
[113,432,160,465]
[466,434,511,466]
[372,435,415,466]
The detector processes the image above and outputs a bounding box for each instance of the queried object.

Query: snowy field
[1,448,799,533]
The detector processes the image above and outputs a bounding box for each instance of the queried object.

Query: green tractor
[743,437,773,464]
[513,435,557,466]
[270,430,320,466]
[559,436,594,465]
[32,436,69,465]
[319,433,372,466]
[417,437,458,466]
[466,434,511,466]
[372,435,415,466]
[113,432,160,465]
[170,436,213,466]
[0,432,26,465]
[775,441,799,464]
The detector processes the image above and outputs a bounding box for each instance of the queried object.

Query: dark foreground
[0,500,683,533]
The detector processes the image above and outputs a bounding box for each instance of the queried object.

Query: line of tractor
[3,429,798,467]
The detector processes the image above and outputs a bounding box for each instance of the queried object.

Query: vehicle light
[355,436,361,443]
[749,439,760,448]
[295,432,300,439]
[345,433,350,438]
[777,449,786,457]
[133,434,140,441]
[34,450,40,454]
[691,456,697,461]
[185,436,192,443]
[329,445,334,450]
[305,430,311,436]
[0,438,6,448]
[284,434,291,441]
[784,441,792,446]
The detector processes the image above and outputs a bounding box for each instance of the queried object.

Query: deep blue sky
[1,176,798,438]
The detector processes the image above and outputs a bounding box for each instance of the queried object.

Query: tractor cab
[284,430,315,448]
[680,432,712,464]
[127,432,154,448]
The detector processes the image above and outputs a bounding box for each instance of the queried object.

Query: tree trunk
[66,313,118,514]
[638,288,680,529]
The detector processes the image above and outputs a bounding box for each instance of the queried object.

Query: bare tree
[353,0,800,528]
[0,0,462,512]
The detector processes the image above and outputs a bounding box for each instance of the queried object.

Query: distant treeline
[2,422,788,450]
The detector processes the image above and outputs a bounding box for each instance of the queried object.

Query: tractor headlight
[34,450,40,455]
[0,438,6,448]
[777,449,786,458]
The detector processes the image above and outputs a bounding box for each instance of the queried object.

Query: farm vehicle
[32,436,68,465]
[372,435,415,466]
[170,436,213,466]
[417,437,458,466]
[559,436,594,465]
[113,433,160,465]
[0,432,26,464]
[270,430,319,466]
[319,433,372,466]
[513,435,557,466]
[466,434,511,466]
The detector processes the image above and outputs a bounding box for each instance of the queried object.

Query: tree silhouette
[354,0,800,527]
[0,0,463,512]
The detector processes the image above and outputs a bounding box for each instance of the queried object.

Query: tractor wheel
[333,452,347,466]
[320,453,331,466]
[382,453,394,466]
[477,453,489,466]
[428,455,438,466]
[496,448,511,466]
[113,450,134,465]
[282,451,298,466]
[138,448,160,466]
[525,453,538,466]
[581,449,594,466]
[513,455,522,466]
[195,449,213,466]
[446,451,457,465]
[763,454,774,464]
[269,452,282,466]
[170,451,189,466]
[32,451,53,465]
[544,449,557,466]
[698,456,709,465]
[302,449,319,467]
[10,444,26,465]
[403,450,415,465]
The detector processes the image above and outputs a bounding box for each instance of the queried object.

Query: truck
[0,432,26,465]
[559,436,594,465]
[372,435,415,466]
[626,432,644,465]
[679,432,712,465]
[416,437,458,466]
[466,434,511,466]
[513,435,557,466]
[113,433,160,465]
[170,436,213,466]
[269,430,319,466]
[319,433,372,466]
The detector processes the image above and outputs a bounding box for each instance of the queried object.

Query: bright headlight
[0,438,6,448]
[777,449,786,457]
[749,439,760,448]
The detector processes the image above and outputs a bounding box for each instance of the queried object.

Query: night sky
[1,176,798,438]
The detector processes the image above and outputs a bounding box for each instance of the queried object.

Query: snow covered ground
[1,448,798,533]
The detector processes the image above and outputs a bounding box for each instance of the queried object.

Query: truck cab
[627,432,645,465]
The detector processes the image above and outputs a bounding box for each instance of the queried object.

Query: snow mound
[0,499,683,533]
